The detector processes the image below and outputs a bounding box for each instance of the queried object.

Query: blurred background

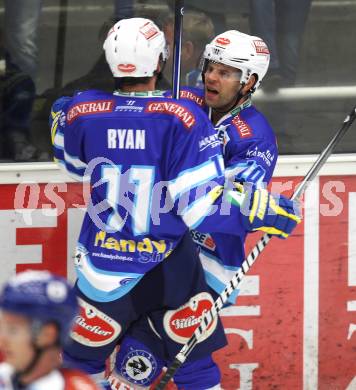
[0,0,355,162]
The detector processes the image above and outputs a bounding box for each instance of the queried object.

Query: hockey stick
[172,0,184,99]
[154,105,356,389]
[54,0,69,89]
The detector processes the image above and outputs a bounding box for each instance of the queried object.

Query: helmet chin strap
[212,84,246,115]
[12,321,60,387]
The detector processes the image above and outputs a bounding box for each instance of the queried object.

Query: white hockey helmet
[103,18,169,78]
[203,30,270,90]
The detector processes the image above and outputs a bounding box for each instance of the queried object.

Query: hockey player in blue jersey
[50,18,300,389]
[187,30,278,302]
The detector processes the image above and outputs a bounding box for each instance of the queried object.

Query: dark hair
[114,77,151,89]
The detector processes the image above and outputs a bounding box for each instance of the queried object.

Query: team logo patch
[163,292,217,344]
[216,37,230,46]
[145,102,196,129]
[118,64,136,73]
[120,350,157,386]
[67,100,114,124]
[253,39,270,55]
[232,114,253,138]
[71,298,121,347]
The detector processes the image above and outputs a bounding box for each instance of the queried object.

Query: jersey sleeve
[224,136,278,187]
[50,95,88,181]
[166,103,245,236]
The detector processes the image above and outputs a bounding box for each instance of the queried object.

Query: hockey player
[0,270,99,390]
[189,29,278,301]
[49,18,300,389]
[110,31,285,389]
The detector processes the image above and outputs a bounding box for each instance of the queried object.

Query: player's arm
[49,95,88,181]
[167,104,300,238]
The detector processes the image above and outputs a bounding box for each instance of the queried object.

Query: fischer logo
[216,37,230,46]
[118,64,136,73]
[163,292,217,344]
[253,39,270,55]
[71,298,121,346]
[232,114,253,138]
[67,100,114,124]
[145,102,196,129]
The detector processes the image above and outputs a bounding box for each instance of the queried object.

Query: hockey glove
[228,185,301,239]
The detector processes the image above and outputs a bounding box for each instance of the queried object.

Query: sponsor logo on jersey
[71,298,121,347]
[179,90,205,107]
[190,230,216,251]
[232,114,253,138]
[67,100,114,124]
[199,133,220,151]
[139,21,160,40]
[94,231,167,255]
[107,129,146,150]
[216,37,230,46]
[163,292,218,344]
[118,64,136,73]
[114,100,144,113]
[246,146,275,167]
[253,39,270,55]
[145,102,196,129]
[120,350,157,386]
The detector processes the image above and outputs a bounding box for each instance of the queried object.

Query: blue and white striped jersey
[50,89,246,302]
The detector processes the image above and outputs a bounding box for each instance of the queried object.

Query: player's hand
[239,187,302,239]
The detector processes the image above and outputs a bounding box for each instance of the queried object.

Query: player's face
[0,311,35,371]
[204,62,242,110]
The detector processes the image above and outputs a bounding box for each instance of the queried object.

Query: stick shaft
[172,0,184,99]
[292,107,356,200]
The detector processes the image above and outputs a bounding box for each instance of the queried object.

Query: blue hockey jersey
[50,89,247,302]
[173,87,278,302]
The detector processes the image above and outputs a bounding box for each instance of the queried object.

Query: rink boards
[0,155,355,390]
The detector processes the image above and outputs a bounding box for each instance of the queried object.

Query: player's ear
[242,74,257,95]
[36,323,58,347]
